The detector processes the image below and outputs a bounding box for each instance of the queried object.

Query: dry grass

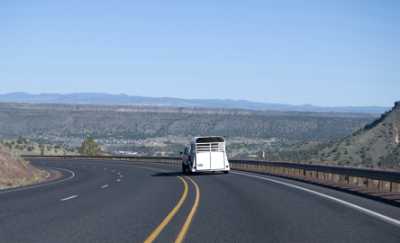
[0,145,48,190]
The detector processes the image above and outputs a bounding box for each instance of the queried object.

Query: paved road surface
[1,159,399,243]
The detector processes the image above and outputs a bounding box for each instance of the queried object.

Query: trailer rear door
[196,147,211,170]
[196,142,225,170]
[210,143,225,170]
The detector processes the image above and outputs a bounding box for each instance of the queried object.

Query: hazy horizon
[0,91,394,109]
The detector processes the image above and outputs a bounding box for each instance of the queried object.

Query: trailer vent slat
[196,143,224,152]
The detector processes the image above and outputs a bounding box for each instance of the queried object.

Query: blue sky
[0,0,399,106]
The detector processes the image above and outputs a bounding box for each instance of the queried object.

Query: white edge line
[232,171,400,228]
[61,194,78,201]
[0,167,76,195]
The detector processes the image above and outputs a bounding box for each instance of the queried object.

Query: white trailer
[181,136,230,174]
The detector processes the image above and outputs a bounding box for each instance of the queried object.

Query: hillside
[0,92,388,114]
[0,145,47,189]
[319,102,400,168]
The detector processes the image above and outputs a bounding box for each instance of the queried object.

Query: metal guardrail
[24,155,400,204]
[229,159,400,194]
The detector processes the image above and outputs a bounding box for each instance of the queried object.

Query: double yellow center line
[175,177,200,243]
[144,176,201,243]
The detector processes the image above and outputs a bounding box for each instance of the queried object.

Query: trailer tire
[182,164,190,174]
[182,164,186,174]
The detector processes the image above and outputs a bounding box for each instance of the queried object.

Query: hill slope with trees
[319,102,400,168]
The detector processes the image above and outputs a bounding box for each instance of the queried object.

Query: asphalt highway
[1,159,400,243]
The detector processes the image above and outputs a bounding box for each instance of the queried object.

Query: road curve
[0,159,399,243]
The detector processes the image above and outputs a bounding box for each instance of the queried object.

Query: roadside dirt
[0,145,49,190]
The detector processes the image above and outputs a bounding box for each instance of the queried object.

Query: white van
[181,136,230,174]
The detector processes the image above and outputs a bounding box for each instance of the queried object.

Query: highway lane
[0,159,192,243]
[0,159,400,243]
[188,171,400,243]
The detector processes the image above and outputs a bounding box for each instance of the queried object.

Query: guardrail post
[362,178,368,189]
[366,179,373,191]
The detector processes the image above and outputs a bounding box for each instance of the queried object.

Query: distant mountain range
[0,92,390,114]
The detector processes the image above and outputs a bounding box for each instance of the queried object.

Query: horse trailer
[182,136,230,174]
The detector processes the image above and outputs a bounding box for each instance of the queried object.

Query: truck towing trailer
[182,136,230,174]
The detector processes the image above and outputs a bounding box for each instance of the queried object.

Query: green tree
[17,136,26,145]
[79,137,101,156]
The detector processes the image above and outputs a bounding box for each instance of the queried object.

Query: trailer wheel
[182,164,191,174]
[182,164,187,174]
[224,171,229,174]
